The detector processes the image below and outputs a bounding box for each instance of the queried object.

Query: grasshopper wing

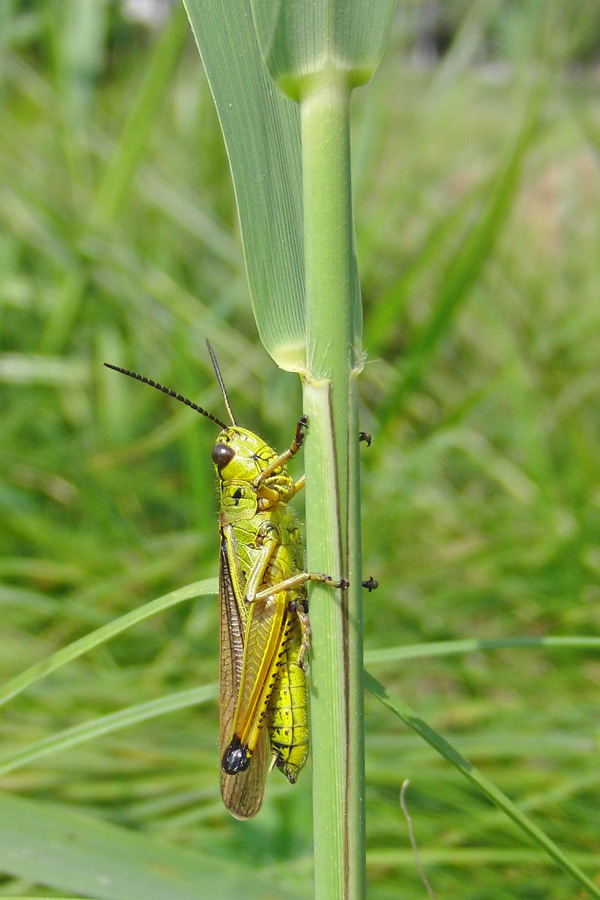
[219,541,269,819]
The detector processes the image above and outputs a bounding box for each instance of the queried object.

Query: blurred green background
[1,1,600,897]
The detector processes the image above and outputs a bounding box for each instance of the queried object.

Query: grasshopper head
[212,427,280,484]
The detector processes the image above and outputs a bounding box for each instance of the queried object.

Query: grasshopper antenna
[206,340,237,426]
[103,363,228,430]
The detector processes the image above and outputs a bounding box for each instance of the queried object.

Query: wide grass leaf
[251,0,397,95]
[182,0,305,372]
[0,791,305,900]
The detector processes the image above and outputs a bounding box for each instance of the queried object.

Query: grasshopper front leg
[253,415,308,489]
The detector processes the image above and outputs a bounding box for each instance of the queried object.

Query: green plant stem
[300,72,365,900]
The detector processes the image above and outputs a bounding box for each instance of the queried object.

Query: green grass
[1,2,600,898]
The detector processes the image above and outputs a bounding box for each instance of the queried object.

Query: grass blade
[366,671,600,900]
[0,580,216,709]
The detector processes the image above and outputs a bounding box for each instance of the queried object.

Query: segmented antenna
[205,340,237,426]
[103,363,228,430]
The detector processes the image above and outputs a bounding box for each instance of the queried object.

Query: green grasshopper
[105,344,375,819]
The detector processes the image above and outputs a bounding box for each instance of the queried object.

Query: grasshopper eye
[212,442,235,468]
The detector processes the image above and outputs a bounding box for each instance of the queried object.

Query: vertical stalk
[300,72,365,900]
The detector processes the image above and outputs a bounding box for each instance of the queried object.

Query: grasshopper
[105,343,375,819]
